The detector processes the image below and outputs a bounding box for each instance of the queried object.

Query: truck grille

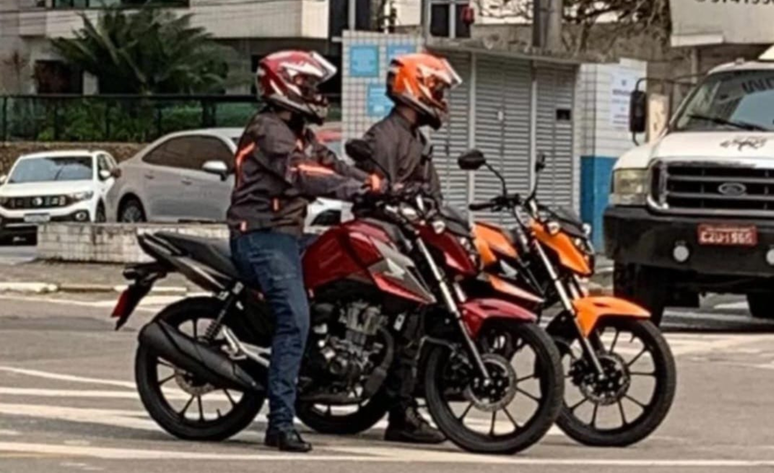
[651,162,774,216]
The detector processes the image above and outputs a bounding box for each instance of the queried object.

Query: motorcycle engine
[311,301,386,385]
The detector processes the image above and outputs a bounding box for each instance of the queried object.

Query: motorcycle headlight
[610,169,648,206]
[68,191,94,203]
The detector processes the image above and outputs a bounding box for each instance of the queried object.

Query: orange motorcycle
[457,150,676,447]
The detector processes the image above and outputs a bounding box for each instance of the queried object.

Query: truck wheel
[614,264,666,327]
[747,294,774,320]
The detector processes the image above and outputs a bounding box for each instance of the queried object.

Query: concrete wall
[38,223,228,263]
[0,142,145,175]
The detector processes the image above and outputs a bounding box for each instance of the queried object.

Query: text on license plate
[23,214,50,223]
[697,224,757,246]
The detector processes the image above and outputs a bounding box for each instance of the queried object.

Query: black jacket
[227,110,369,236]
[357,109,442,201]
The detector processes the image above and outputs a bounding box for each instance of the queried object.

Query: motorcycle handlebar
[468,193,522,212]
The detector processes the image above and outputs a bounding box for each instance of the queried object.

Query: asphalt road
[2,293,774,473]
[0,243,36,265]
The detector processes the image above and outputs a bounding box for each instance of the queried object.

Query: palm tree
[52,5,243,94]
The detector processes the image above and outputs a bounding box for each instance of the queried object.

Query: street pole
[545,0,563,51]
[532,0,544,48]
[348,0,357,31]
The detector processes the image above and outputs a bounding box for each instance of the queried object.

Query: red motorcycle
[111,148,562,455]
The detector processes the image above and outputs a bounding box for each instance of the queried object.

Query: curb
[0,282,189,295]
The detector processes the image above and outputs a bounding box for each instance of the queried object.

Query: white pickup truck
[605,47,774,325]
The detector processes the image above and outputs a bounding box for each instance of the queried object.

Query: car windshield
[673,70,774,132]
[9,156,93,184]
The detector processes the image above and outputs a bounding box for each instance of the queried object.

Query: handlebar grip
[469,201,493,211]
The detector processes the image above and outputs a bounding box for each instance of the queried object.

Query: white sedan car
[0,150,118,241]
[105,127,348,232]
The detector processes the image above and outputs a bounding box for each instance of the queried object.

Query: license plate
[697,224,758,247]
[23,214,50,223]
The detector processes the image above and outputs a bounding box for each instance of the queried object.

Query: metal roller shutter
[535,63,577,210]
[431,51,472,211]
[473,56,532,224]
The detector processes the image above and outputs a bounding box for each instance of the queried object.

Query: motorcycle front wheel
[555,318,676,447]
[135,297,265,441]
[423,322,563,454]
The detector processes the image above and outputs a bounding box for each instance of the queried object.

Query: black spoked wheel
[135,298,265,441]
[424,322,563,454]
[296,387,390,435]
[556,318,676,447]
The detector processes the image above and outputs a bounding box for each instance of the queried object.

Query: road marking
[1,441,774,466]
[0,367,136,389]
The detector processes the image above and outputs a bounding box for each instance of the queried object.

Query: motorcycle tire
[555,318,676,447]
[135,297,265,441]
[296,387,391,435]
[424,322,563,454]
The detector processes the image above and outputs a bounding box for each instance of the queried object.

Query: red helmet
[257,50,337,124]
[387,53,462,130]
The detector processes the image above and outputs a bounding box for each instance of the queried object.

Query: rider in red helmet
[228,50,382,453]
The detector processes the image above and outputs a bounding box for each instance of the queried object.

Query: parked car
[0,150,118,242]
[105,124,347,232]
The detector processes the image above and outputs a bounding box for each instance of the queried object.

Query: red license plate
[697,224,758,247]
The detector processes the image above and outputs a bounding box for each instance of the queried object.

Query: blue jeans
[231,230,310,433]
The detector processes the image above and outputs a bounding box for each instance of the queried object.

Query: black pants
[385,314,422,419]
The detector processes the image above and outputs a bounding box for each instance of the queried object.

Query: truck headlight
[610,169,648,206]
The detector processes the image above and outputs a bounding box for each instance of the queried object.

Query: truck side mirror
[629,90,648,134]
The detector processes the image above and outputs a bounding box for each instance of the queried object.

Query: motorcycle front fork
[532,242,607,379]
[414,238,492,381]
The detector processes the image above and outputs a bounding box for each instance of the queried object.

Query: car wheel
[119,197,146,223]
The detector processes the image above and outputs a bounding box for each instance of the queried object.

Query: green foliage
[51,5,245,94]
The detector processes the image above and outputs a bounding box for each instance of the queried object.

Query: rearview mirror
[0,174,6,185]
[202,160,229,181]
[536,153,547,173]
[457,149,486,170]
[629,90,647,134]
[345,139,372,163]
[99,170,112,180]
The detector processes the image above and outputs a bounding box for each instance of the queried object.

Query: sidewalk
[0,256,614,295]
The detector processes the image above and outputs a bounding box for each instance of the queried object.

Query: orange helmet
[386,53,462,130]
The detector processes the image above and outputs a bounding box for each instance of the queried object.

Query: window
[143,136,233,171]
[9,156,93,184]
[189,137,235,171]
[674,70,774,132]
[142,137,196,170]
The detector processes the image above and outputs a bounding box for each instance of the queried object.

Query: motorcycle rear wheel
[555,318,676,447]
[135,297,265,441]
[424,322,563,454]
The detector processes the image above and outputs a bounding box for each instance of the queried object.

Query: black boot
[385,404,446,444]
[265,429,313,453]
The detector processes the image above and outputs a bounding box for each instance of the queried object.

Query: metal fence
[0,94,342,143]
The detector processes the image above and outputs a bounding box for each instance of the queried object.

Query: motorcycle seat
[155,232,241,281]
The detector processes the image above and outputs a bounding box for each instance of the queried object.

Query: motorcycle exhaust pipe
[138,320,263,393]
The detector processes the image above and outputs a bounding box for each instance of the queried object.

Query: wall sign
[349,45,379,78]
[367,84,392,118]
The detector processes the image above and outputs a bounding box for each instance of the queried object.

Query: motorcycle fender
[461,298,537,337]
[573,296,650,337]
